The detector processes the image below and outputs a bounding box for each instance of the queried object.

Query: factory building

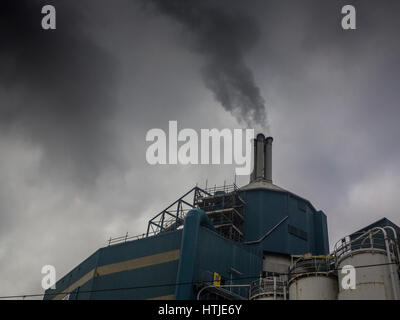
[44,135,400,300]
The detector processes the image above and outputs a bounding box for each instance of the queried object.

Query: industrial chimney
[250,134,273,183]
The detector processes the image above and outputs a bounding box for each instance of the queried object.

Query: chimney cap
[256,133,266,141]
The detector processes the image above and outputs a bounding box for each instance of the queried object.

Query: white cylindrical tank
[288,256,338,300]
[288,275,338,300]
[250,276,287,300]
[251,293,285,300]
[337,249,400,300]
[334,226,400,300]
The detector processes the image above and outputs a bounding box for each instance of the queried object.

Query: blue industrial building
[44,134,330,300]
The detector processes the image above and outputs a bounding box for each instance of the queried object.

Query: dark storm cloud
[246,0,400,242]
[0,0,120,185]
[147,0,268,130]
[1,0,400,298]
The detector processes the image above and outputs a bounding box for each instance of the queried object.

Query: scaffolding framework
[107,184,246,245]
[196,184,245,242]
[146,187,212,237]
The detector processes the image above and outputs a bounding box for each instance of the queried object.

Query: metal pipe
[383,226,400,300]
[378,227,399,300]
[196,284,250,300]
[175,209,216,300]
[255,134,265,180]
[383,226,400,262]
[250,134,274,183]
[244,216,288,245]
[264,137,273,182]
[360,229,379,247]
[284,286,287,300]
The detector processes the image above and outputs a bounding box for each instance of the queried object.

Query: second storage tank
[250,276,287,300]
[334,227,400,300]
[288,255,338,300]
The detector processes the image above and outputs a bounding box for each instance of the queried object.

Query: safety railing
[333,227,398,264]
[333,226,400,300]
[249,276,287,300]
[202,183,239,196]
[107,230,159,246]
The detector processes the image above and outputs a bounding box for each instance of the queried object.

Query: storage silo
[249,276,287,300]
[334,227,400,300]
[288,255,338,300]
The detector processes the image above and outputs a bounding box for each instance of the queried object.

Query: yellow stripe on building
[53,269,95,300]
[96,249,180,276]
[52,249,180,300]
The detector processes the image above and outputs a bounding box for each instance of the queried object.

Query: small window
[288,224,308,241]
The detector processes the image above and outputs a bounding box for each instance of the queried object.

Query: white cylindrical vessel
[288,257,338,300]
[250,276,287,300]
[334,227,400,300]
[289,275,338,300]
[337,249,400,300]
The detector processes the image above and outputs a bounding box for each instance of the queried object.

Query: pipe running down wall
[174,209,215,300]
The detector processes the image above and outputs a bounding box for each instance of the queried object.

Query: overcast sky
[1,0,400,298]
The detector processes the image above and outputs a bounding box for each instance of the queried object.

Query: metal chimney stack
[250,134,273,183]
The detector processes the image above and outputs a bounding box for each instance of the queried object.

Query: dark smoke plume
[0,1,120,185]
[148,0,268,130]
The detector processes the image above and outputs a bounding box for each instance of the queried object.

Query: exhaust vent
[250,134,273,183]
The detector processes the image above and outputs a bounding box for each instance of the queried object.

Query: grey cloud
[1,0,400,298]
[0,0,122,186]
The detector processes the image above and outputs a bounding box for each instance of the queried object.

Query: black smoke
[0,0,120,186]
[147,0,268,130]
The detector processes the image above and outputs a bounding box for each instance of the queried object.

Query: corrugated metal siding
[45,187,331,300]
[98,231,182,266]
[242,190,289,254]
[45,230,183,300]
[89,260,179,299]
[44,250,101,300]
[194,226,263,298]
[91,230,182,300]
[241,189,329,256]
[313,210,329,255]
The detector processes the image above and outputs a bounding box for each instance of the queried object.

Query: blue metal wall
[44,212,263,300]
[241,188,329,256]
[45,187,329,300]
[174,208,262,299]
[194,227,262,298]
[45,230,182,300]
[43,249,100,300]
[90,230,182,300]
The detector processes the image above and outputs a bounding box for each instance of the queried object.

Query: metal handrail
[333,227,399,300]
[334,228,389,262]
[203,183,239,196]
[107,230,160,246]
[197,284,250,300]
[107,184,242,246]
[249,276,287,300]
[288,256,335,283]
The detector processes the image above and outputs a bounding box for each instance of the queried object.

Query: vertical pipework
[256,134,265,179]
[250,138,257,182]
[175,209,215,300]
[265,137,273,183]
[250,134,273,183]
